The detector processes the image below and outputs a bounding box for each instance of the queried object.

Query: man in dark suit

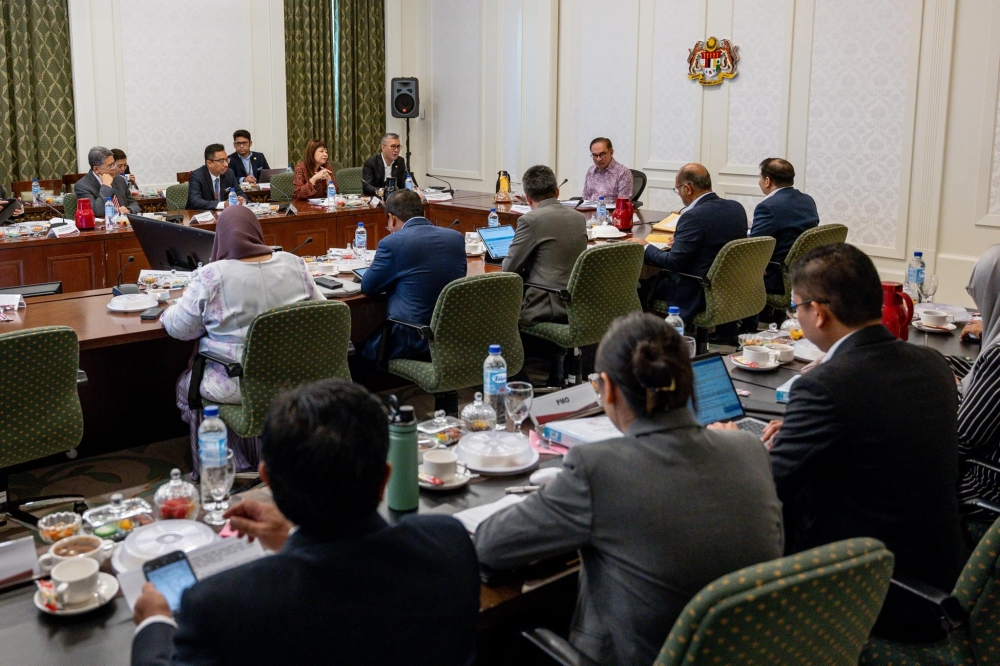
[75,146,140,215]
[746,243,964,642]
[228,129,270,185]
[361,132,413,195]
[631,163,747,325]
[360,189,466,361]
[187,144,245,210]
[131,379,480,666]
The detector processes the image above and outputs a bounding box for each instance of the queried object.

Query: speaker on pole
[391,78,419,118]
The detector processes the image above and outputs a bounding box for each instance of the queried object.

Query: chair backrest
[777,223,849,297]
[694,237,776,328]
[0,326,84,469]
[62,193,77,218]
[655,538,894,666]
[337,167,364,195]
[269,172,294,202]
[565,243,644,347]
[176,171,191,184]
[62,173,87,192]
[12,179,63,199]
[165,183,189,211]
[953,514,1000,662]
[631,169,647,202]
[425,273,524,393]
[328,160,344,176]
[223,301,352,436]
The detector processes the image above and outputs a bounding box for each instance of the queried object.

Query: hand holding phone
[143,551,197,614]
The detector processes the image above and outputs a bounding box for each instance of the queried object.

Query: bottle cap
[490,207,496,213]
[394,405,415,425]
[668,306,680,315]
[204,405,219,417]
[489,344,501,354]
[357,221,364,227]
[914,251,923,257]
[599,196,604,201]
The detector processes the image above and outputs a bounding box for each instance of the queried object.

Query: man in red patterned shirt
[581,137,633,202]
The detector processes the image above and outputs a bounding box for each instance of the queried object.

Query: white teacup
[920,309,948,326]
[764,343,794,363]
[423,449,458,482]
[51,557,100,607]
[314,262,337,275]
[742,345,777,366]
[148,288,169,302]
[39,534,114,574]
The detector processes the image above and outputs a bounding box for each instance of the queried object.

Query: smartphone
[143,551,197,614]
[314,276,343,291]
[140,306,164,320]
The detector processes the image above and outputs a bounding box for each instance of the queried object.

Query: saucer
[35,572,119,616]
[418,466,472,491]
[107,294,157,312]
[591,228,627,239]
[913,321,956,334]
[730,354,781,372]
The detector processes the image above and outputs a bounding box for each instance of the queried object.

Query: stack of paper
[651,212,680,233]
[453,495,525,534]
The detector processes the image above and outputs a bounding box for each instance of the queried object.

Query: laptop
[477,225,515,264]
[690,353,770,438]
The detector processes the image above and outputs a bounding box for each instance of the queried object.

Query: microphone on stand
[557,179,568,189]
[425,174,455,194]
[112,255,140,296]
[32,197,70,224]
[447,219,461,228]
[286,236,313,255]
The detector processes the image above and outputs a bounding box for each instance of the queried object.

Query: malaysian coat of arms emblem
[687,36,740,86]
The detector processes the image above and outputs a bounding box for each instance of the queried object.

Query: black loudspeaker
[391,78,419,118]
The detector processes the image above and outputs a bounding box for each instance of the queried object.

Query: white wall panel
[501,0,522,179]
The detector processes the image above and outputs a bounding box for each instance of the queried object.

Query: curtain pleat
[284,0,336,166]
[334,0,385,167]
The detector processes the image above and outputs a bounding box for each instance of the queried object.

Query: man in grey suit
[75,146,139,216]
[475,313,784,665]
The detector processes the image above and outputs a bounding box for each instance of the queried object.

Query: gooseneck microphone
[425,173,455,194]
[447,219,461,228]
[112,255,140,296]
[287,236,314,255]
[557,179,568,189]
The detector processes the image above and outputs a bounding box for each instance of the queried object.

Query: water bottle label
[198,432,227,466]
[484,370,507,394]
[907,266,924,284]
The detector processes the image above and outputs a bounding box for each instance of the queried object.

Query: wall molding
[974,3,1000,228]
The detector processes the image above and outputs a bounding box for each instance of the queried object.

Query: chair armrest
[76,369,88,387]
[889,577,966,632]
[633,200,643,209]
[524,282,572,303]
[522,629,598,666]
[967,458,1000,475]
[199,351,243,378]
[660,269,710,288]
[347,341,355,357]
[962,497,1000,517]
[768,261,784,268]
[387,318,434,341]
[188,350,243,412]
[375,319,433,371]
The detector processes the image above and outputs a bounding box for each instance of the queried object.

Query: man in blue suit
[360,189,467,361]
[130,379,480,666]
[631,163,748,326]
[228,129,270,185]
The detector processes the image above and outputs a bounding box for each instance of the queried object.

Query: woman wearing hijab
[949,244,1000,519]
[163,206,324,469]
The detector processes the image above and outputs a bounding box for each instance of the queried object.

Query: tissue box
[776,375,801,403]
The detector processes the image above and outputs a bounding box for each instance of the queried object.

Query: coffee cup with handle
[51,557,100,607]
[764,343,794,363]
[920,309,948,327]
[423,449,459,483]
[38,534,114,574]
[742,345,777,366]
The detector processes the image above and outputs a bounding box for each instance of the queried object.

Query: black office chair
[0,282,62,297]
[630,169,646,208]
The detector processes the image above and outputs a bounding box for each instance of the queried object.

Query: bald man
[629,164,747,327]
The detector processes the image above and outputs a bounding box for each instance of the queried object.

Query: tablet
[351,267,369,282]
[0,198,22,225]
[477,225,516,261]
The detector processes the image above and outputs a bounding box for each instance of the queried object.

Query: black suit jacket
[362,154,413,195]
[749,188,819,293]
[131,513,480,666]
[770,325,965,637]
[643,192,748,321]
[227,151,270,181]
[187,165,240,210]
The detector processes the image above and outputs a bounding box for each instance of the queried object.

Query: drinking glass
[202,449,236,526]
[681,336,697,357]
[504,382,534,436]
[920,274,939,303]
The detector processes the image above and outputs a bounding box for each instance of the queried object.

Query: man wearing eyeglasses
[361,133,414,196]
[228,130,270,185]
[75,146,140,216]
[187,144,245,210]
[581,137,632,202]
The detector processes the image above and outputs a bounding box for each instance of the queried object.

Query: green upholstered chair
[0,326,86,525]
[328,160,344,176]
[382,273,524,411]
[520,243,644,382]
[525,538,894,666]
[653,237,775,352]
[61,192,77,219]
[165,182,189,211]
[188,301,352,438]
[336,167,364,195]
[269,172,294,202]
[765,224,849,312]
[860,514,1000,666]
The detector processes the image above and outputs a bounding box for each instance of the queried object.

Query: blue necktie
[214,178,220,200]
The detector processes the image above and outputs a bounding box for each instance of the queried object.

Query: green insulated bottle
[387,397,418,512]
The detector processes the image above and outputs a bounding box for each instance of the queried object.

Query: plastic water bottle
[104,197,116,230]
[405,174,414,190]
[327,180,337,201]
[227,187,238,207]
[286,164,293,174]
[354,222,367,258]
[665,306,685,337]
[31,178,40,204]
[198,405,228,507]
[596,196,608,224]
[483,344,507,430]
[488,208,499,228]
[906,251,925,302]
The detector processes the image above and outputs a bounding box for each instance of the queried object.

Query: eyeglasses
[786,298,829,316]
[234,141,250,147]
[590,151,609,160]
[208,157,230,164]
[386,144,401,150]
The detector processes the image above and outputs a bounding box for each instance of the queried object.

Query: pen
[505,485,541,494]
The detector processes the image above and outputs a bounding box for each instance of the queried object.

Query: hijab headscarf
[962,243,1000,393]
[209,205,273,262]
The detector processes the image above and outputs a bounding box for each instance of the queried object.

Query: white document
[453,495,525,534]
[508,204,532,215]
[47,223,78,238]
[191,211,215,223]
[423,193,453,202]
[117,536,266,610]
[0,294,25,309]
[0,536,41,588]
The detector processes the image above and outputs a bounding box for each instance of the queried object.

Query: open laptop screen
[477,225,515,260]
[690,354,747,426]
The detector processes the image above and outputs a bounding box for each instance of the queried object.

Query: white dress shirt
[820,329,858,364]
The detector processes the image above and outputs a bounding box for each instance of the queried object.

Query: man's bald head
[674,163,713,206]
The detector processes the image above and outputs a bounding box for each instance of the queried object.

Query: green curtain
[0,0,76,184]
[284,0,336,167]
[333,0,385,167]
